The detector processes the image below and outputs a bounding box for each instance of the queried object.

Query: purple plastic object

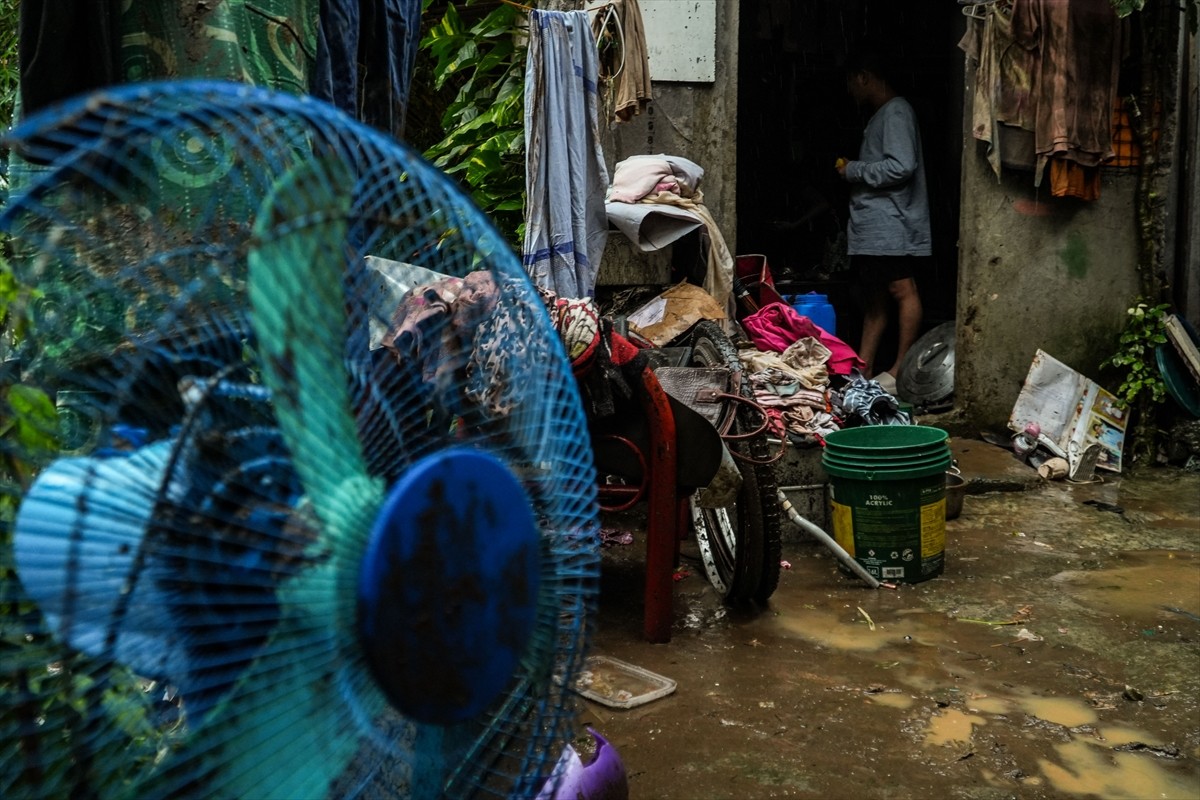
[535,727,629,800]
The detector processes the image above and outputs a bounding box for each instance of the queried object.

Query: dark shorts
[850,254,925,287]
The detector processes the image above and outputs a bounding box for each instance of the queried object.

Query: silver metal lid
[897,322,955,405]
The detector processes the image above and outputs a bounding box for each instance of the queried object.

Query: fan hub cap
[358,447,542,724]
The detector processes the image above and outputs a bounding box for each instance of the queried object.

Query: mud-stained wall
[1182,29,1200,324]
[955,67,1140,428]
[594,1,739,286]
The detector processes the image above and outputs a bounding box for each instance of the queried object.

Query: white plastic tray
[577,655,677,709]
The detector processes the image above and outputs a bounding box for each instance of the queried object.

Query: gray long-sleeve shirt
[845,97,932,257]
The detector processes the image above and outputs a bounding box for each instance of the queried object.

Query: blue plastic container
[789,292,836,334]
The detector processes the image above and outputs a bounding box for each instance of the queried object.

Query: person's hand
[835,157,848,178]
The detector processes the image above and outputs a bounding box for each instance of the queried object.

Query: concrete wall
[587,2,1162,437]
[1182,27,1199,326]
[594,1,739,286]
[955,62,1141,427]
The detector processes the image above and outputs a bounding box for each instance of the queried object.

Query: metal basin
[946,472,966,520]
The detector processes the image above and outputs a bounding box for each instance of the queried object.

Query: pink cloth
[743,302,865,376]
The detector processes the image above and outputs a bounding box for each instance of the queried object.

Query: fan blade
[247,157,380,528]
[139,478,393,800]
[12,443,188,678]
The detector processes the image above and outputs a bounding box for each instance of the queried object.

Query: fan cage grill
[1,80,599,800]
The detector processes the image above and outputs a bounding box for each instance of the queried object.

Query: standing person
[836,51,930,392]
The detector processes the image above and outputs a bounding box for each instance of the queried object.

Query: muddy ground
[582,461,1200,799]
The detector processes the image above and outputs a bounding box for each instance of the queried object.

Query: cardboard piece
[628,281,727,346]
[1009,350,1128,474]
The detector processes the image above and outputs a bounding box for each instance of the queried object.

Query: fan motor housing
[358,447,542,724]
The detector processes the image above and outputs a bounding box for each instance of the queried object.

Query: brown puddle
[867,692,914,710]
[918,683,1098,749]
[924,708,986,747]
[1039,739,1197,799]
[754,550,1195,795]
[960,687,1194,797]
[1014,692,1098,728]
[768,606,898,652]
[965,695,1010,715]
[1052,550,1200,625]
[765,601,962,656]
[1095,724,1164,747]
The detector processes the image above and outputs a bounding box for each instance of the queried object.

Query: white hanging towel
[522,9,609,298]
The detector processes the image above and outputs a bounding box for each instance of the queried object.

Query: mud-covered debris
[1084,499,1125,515]
[1113,741,1180,758]
[955,609,1032,628]
[599,528,635,547]
[1014,628,1043,642]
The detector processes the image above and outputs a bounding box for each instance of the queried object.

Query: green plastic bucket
[823,425,952,583]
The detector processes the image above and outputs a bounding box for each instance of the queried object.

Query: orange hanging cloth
[1048,158,1101,201]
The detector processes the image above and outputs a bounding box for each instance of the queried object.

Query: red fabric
[609,330,642,366]
[742,302,865,376]
[735,254,787,307]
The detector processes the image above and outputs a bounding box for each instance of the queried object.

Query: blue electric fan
[0,80,599,799]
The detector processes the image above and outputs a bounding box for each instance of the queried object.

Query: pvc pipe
[776,490,896,590]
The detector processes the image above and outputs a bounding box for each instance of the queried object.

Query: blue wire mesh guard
[0,79,599,799]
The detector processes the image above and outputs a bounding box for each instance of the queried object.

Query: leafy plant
[418,0,527,246]
[1110,0,1147,15]
[1111,0,1199,34]
[1102,302,1170,407]
[0,9,181,789]
[0,0,17,129]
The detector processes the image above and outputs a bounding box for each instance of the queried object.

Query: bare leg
[858,287,889,377]
[885,277,922,378]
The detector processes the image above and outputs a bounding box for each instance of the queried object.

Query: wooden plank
[1165,314,1200,385]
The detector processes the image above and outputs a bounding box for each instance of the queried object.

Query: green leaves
[1109,0,1147,17]
[1111,0,1198,38]
[1,384,60,490]
[0,0,17,128]
[5,384,59,454]
[1102,302,1171,406]
[420,0,527,245]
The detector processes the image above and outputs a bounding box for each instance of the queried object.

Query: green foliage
[0,318,179,797]
[419,0,527,245]
[1110,0,1147,16]
[0,0,17,129]
[1,383,58,482]
[0,21,178,778]
[1112,0,1199,36]
[1102,302,1171,406]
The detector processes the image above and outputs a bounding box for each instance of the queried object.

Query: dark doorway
[736,1,965,359]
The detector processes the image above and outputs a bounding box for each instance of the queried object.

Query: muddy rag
[835,371,912,426]
[592,0,653,122]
